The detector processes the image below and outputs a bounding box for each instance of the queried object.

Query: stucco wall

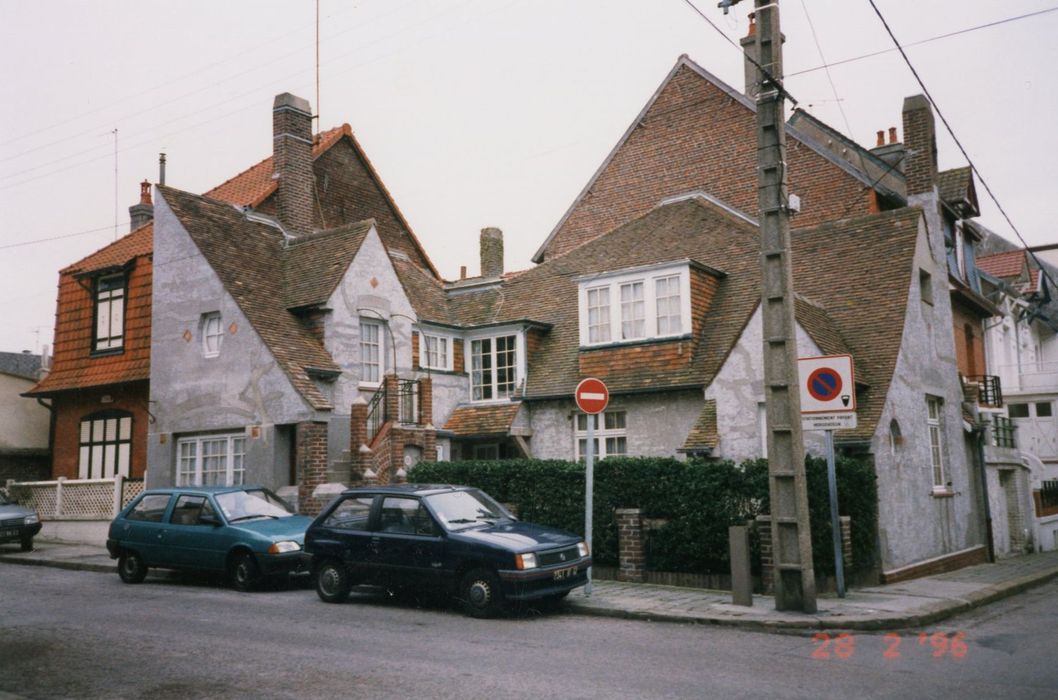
[0,373,49,450]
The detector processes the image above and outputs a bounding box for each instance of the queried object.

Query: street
[1,565,1055,699]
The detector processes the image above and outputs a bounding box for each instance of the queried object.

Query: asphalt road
[1,564,1055,699]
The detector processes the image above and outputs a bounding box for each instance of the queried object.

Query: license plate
[553,566,576,581]
[0,528,17,538]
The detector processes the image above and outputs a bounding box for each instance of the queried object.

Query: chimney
[901,94,938,197]
[870,125,904,169]
[129,180,153,231]
[159,152,166,186]
[480,227,504,278]
[459,266,467,280]
[876,131,885,147]
[740,13,759,100]
[888,127,898,144]
[272,92,315,237]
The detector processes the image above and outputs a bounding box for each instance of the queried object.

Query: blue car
[107,486,311,591]
[305,484,591,617]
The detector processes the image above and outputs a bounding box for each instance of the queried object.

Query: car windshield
[215,489,292,523]
[0,493,12,506]
[425,490,511,531]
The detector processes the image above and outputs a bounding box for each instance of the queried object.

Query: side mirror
[199,514,221,527]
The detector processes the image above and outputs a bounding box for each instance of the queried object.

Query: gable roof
[0,351,42,381]
[158,185,340,411]
[532,54,894,264]
[284,220,374,309]
[938,166,979,217]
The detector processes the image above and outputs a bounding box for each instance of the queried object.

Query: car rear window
[323,497,373,531]
[127,494,172,523]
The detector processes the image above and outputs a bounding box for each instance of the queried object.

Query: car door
[311,495,377,583]
[118,494,174,566]
[371,496,445,591]
[164,494,226,572]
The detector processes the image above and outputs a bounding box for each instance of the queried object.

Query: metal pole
[585,412,594,596]
[825,430,845,598]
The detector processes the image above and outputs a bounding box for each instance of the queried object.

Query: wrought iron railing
[966,375,1003,408]
[366,377,421,443]
[398,378,420,425]
[1041,480,1058,510]
[367,383,386,443]
[991,415,1017,449]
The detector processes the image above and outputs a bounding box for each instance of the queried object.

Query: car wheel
[20,537,33,552]
[229,552,261,592]
[118,550,148,584]
[460,568,503,618]
[315,560,351,604]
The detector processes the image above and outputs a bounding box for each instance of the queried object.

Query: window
[201,312,223,357]
[473,444,500,460]
[93,273,125,352]
[587,287,611,343]
[471,335,517,401]
[575,410,627,460]
[620,281,645,340]
[419,332,451,371]
[926,396,948,490]
[1037,402,1054,418]
[127,494,171,523]
[919,269,933,306]
[578,265,690,346]
[360,319,383,384]
[170,495,216,526]
[176,433,246,486]
[1008,403,1030,419]
[78,410,132,479]
[379,497,439,536]
[323,496,373,531]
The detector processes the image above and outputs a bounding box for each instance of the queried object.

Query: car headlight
[23,514,39,525]
[577,541,589,558]
[515,552,538,570]
[267,541,301,555]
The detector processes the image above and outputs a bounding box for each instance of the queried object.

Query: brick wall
[615,508,646,583]
[902,95,938,197]
[50,383,150,480]
[296,421,328,516]
[579,339,691,379]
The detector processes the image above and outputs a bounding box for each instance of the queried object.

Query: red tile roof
[976,250,1026,279]
[443,403,522,437]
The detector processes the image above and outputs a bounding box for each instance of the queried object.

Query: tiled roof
[158,185,339,410]
[443,402,521,437]
[61,222,153,275]
[284,220,373,309]
[938,166,973,207]
[0,351,42,380]
[681,399,718,452]
[794,294,853,360]
[977,249,1026,280]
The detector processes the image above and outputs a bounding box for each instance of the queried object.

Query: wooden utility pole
[737,0,818,612]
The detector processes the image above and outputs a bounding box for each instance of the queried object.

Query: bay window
[471,334,517,401]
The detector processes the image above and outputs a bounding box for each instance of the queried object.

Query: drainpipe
[974,424,996,563]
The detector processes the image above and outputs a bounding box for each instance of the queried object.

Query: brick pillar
[419,377,432,426]
[350,396,369,480]
[756,515,774,594]
[616,508,646,583]
[296,421,328,516]
[389,428,405,484]
[840,516,852,567]
[384,374,399,424]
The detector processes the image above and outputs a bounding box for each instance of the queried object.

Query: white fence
[3,475,144,520]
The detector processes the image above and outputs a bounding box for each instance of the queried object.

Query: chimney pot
[746,12,756,37]
[272,92,315,237]
[460,265,467,280]
[159,153,166,186]
[876,131,885,147]
[888,126,898,144]
[480,227,504,278]
[129,180,154,232]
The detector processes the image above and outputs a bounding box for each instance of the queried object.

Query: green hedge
[408,455,877,576]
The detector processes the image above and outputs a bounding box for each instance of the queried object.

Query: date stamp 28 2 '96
[811,632,969,660]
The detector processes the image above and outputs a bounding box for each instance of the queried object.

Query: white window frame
[176,433,247,487]
[586,286,611,344]
[78,412,133,479]
[418,331,453,371]
[575,410,628,460]
[466,329,524,403]
[577,264,692,347]
[201,311,223,358]
[93,273,126,352]
[926,396,949,492]
[360,319,384,386]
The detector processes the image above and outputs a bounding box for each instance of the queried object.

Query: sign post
[575,377,609,597]
[798,355,856,598]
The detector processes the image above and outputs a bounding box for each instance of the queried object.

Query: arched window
[79,410,132,479]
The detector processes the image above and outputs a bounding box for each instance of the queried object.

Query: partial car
[0,491,42,552]
[107,486,311,591]
[305,484,591,617]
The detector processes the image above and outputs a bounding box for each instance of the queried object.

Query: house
[0,350,51,483]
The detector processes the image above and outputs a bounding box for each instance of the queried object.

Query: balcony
[995,361,1058,394]
[990,415,1017,449]
[964,375,1003,408]
[366,376,424,443]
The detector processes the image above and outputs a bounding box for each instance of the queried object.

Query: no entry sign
[798,355,856,414]
[575,377,610,414]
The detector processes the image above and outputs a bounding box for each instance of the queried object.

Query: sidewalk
[4,538,1057,631]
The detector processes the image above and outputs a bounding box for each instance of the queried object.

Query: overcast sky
[3,0,1057,355]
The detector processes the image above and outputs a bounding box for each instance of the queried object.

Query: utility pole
[724,0,817,612]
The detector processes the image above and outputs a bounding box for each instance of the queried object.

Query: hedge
[408,455,877,577]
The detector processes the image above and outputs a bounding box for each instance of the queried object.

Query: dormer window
[578,263,691,347]
[93,273,126,353]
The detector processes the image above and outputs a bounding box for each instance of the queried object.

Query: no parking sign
[798,355,857,430]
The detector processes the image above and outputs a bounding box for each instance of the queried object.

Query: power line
[789,6,1058,78]
[0,223,125,251]
[865,0,1056,293]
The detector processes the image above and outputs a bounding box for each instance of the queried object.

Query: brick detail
[411,331,420,369]
[419,377,433,427]
[579,339,691,380]
[296,421,328,516]
[383,374,399,428]
[689,268,720,341]
[901,94,937,197]
[616,508,646,583]
[453,339,465,375]
[881,546,988,584]
[350,399,369,479]
[272,94,315,238]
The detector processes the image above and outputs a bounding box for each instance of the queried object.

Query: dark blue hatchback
[304,484,591,617]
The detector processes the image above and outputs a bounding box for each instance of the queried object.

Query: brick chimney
[901,95,938,197]
[272,92,315,237]
[129,180,153,231]
[480,227,504,278]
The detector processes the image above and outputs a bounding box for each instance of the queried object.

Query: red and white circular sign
[575,377,610,415]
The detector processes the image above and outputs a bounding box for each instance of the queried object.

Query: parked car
[0,491,42,551]
[305,484,591,617]
[107,486,312,591]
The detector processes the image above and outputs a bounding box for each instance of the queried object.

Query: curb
[0,554,114,574]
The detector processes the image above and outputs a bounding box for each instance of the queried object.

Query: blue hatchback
[107,486,312,591]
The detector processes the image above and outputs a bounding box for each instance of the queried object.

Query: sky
[2,0,1057,355]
